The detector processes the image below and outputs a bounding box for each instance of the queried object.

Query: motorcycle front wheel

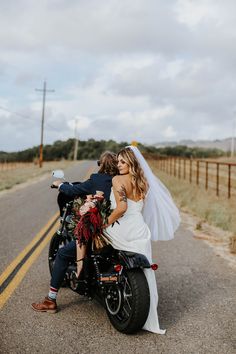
[48,232,70,278]
[105,269,150,334]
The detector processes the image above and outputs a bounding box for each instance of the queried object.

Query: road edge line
[0,221,59,310]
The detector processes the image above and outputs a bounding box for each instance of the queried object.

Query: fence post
[174,158,176,177]
[184,158,186,179]
[178,158,181,179]
[205,161,208,190]
[228,164,231,199]
[196,160,200,185]
[189,158,192,183]
[216,163,219,196]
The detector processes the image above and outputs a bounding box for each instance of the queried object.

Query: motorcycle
[48,170,158,334]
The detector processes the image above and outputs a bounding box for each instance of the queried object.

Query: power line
[0,105,35,122]
[0,105,57,131]
[231,115,236,157]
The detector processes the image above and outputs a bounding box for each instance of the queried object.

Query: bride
[105,146,180,334]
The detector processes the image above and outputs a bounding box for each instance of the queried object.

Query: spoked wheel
[105,269,150,334]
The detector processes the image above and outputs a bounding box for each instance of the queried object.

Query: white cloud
[0,0,236,151]
[68,116,91,133]
[163,126,177,138]
[174,0,220,27]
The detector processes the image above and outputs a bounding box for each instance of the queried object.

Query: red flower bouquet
[72,191,111,250]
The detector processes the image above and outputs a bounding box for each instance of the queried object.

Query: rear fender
[117,250,150,269]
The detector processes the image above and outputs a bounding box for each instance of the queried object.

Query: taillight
[151,263,158,270]
[114,264,122,272]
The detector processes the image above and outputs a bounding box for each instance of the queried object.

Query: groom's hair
[98,151,118,176]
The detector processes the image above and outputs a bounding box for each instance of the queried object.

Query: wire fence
[0,162,35,171]
[149,156,236,198]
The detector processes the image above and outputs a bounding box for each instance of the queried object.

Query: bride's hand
[102,224,109,228]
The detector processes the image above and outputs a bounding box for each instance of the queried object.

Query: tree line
[0,139,226,163]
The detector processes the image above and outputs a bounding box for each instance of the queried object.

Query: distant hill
[154,138,235,152]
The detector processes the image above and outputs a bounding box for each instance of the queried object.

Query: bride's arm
[106,176,127,226]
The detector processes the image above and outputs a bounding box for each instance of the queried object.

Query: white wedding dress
[106,189,166,334]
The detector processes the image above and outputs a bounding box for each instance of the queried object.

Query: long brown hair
[98,151,118,176]
[117,147,148,199]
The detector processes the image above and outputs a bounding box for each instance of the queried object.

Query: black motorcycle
[49,173,158,334]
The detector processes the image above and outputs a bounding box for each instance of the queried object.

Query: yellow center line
[0,164,96,310]
[0,212,59,287]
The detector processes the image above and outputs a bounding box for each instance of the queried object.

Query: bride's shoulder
[112,175,127,186]
[112,175,127,182]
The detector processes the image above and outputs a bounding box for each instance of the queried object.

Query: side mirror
[52,170,65,179]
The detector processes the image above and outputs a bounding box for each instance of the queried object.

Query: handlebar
[51,181,80,190]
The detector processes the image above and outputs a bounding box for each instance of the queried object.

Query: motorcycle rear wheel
[105,269,150,334]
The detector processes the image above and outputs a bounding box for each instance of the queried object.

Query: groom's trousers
[50,240,76,290]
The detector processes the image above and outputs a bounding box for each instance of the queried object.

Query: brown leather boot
[31,297,57,313]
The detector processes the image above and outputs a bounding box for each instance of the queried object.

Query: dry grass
[149,161,236,235]
[208,156,236,163]
[0,160,77,192]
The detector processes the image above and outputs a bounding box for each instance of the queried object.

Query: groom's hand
[52,180,62,188]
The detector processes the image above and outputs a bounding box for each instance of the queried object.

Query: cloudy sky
[1,0,236,151]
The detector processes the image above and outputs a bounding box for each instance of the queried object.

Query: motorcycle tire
[105,269,150,334]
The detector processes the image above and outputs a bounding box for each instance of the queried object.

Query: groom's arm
[59,176,93,197]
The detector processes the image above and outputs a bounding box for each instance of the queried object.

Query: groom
[31,151,118,313]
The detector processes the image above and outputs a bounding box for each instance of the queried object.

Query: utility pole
[231,115,236,157]
[35,80,55,167]
[73,119,79,161]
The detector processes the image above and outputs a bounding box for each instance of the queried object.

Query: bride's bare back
[113,175,142,202]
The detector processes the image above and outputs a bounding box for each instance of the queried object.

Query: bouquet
[71,191,112,250]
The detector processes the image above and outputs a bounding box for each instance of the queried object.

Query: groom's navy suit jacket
[59,173,112,201]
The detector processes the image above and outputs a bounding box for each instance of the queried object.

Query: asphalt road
[0,161,235,354]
